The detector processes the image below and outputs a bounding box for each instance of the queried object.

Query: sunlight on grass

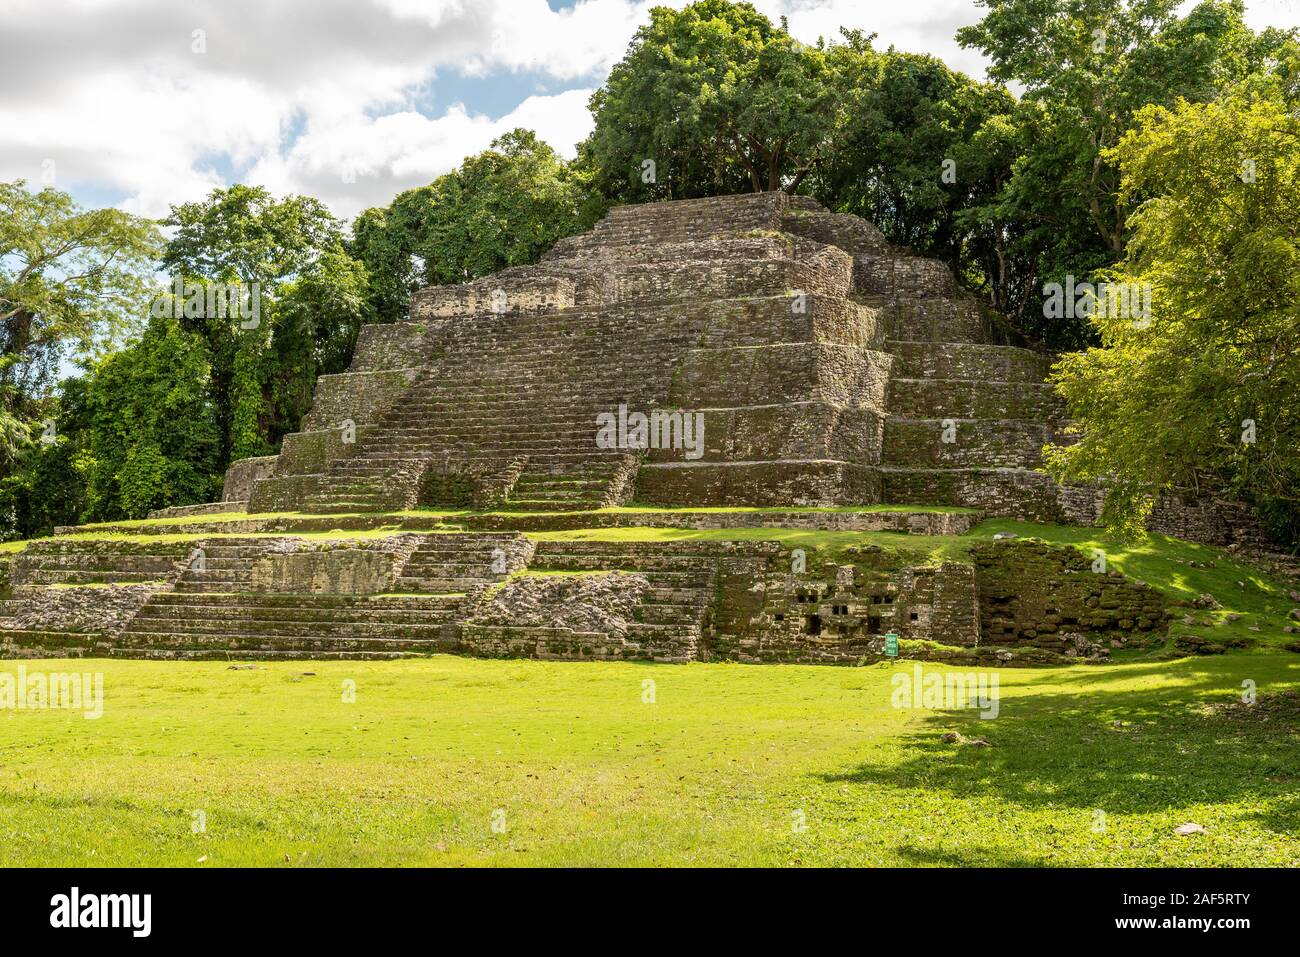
[1,655,1296,867]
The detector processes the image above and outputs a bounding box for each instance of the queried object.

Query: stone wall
[299,369,419,432]
[886,379,1065,421]
[221,456,279,503]
[882,418,1067,470]
[249,536,424,594]
[973,540,1171,649]
[712,556,981,663]
[3,584,164,636]
[636,460,879,508]
[411,277,576,319]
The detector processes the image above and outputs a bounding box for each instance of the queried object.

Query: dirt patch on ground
[1201,691,1300,726]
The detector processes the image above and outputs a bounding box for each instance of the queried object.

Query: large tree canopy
[581,0,840,201]
[1045,91,1300,540]
[813,38,1025,320]
[352,130,591,324]
[0,182,160,462]
[160,184,364,460]
[958,0,1296,344]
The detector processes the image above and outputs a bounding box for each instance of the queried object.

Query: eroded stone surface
[2,193,1277,663]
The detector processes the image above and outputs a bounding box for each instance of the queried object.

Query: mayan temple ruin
[0,192,1278,663]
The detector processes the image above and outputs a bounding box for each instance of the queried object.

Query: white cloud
[249,88,595,219]
[767,0,990,78]
[0,0,633,217]
[2,0,1297,220]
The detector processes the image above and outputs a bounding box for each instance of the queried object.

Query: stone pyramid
[238,191,1077,521]
[4,193,1272,664]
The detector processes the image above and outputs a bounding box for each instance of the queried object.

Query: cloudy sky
[3,0,1298,222]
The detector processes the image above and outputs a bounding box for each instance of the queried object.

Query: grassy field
[2,653,1298,867]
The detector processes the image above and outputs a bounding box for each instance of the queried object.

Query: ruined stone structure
[237,192,1082,517]
[0,193,1244,664]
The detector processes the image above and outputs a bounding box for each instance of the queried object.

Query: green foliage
[75,317,221,521]
[352,130,591,323]
[162,184,340,286]
[0,380,87,540]
[958,0,1296,345]
[814,42,1026,319]
[160,184,364,459]
[581,0,838,201]
[0,181,161,460]
[1045,92,1300,543]
[269,248,369,445]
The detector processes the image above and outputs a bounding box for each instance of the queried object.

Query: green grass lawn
[3,654,1298,867]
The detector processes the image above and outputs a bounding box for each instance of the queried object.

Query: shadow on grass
[893,843,1048,867]
[822,657,1300,835]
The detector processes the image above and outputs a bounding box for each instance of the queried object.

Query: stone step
[879,466,1068,522]
[881,417,1066,470]
[1,630,102,652]
[13,554,182,570]
[643,585,713,603]
[633,602,709,625]
[110,632,446,655]
[174,581,254,593]
[353,442,601,458]
[391,579,491,594]
[106,648,418,661]
[530,554,720,575]
[500,498,604,512]
[14,570,171,585]
[886,378,1066,420]
[124,616,454,639]
[131,603,461,626]
[887,341,1055,383]
[868,296,990,343]
[503,488,604,502]
[399,558,506,576]
[513,475,608,488]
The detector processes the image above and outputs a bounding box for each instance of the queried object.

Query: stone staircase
[778,202,1078,521]
[9,539,191,586]
[115,593,463,659]
[459,539,729,662]
[393,532,533,592]
[0,532,769,662]
[172,538,289,593]
[253,193,886,514]
[294,279,735,513]
[6,193,1286,665]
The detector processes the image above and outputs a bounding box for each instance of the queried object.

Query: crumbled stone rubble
[4,585,163,634]
[469,572,650,637]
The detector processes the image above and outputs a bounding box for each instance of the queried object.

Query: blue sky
[1,0,1297,223]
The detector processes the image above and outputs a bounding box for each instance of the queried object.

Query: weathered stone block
[300,369,418,432]
[672,344,892,408]
[221,455,278,502]
[411,277,575,319]
[636,460,880,507]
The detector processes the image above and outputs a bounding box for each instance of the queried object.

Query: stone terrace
[2,193,1270,663]
[226,191,1105,522]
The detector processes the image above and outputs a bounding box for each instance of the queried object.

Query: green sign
[883,633,899,658]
